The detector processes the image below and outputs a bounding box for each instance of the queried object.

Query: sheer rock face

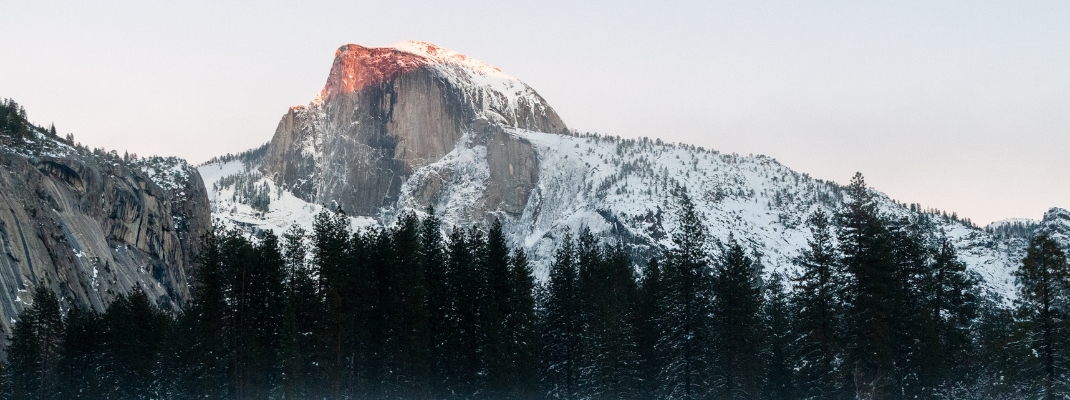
[262,41,565,217]
[0,147,209,335]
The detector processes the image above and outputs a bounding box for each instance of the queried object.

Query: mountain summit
[202,41,1064,294]
[261,41,565,217]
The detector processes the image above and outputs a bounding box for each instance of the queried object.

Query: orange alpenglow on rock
[321,44,429,101]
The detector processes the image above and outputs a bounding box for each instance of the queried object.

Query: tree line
[2,173,1069,400]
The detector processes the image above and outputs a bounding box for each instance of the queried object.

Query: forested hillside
[4,173,1068,399]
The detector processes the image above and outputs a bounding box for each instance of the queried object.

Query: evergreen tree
[177,228,232,398]
[573,227,601,397]
[711,238,765,400]
[585,240,641,400]
[232,232,287,398]
[763,272,796,400]
[542,229,581,399]
[446,226,485,397]
[484,218,515,398]
[507,247,540,399]
[792,209,844,399]
[312,209,358,396]
[836,173,896,399]
[8,284,64,400]
[100,287,172,399]
[918,237,979,393]
[58,306,104,399]
[884,217,929,397]
[658,192,715,399]
[421,208,451,396]
[1015,234,1070,399]
[279,225,320,398]
[384,212,431,397]
[972,293,1026,398]
[636,256,665,398]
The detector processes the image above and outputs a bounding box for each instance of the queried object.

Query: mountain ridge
[192,40,1064,299]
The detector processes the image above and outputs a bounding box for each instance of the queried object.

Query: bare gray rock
[0,140,209,336]
[261,42,565,217]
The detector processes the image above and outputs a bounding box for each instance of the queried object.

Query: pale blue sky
[2,1,1067,225]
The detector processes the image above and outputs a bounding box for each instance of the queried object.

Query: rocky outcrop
[0,135,210,336]
[262,41,565,217]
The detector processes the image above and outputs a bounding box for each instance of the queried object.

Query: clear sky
[2,1,1067,225]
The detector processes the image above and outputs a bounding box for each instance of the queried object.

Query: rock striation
[0,130,210,335]
[263,41,566,217]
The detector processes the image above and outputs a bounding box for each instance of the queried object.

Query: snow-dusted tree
[1015,234,1070,400]
[657,192,715,399]
[916,236,979,393]
[711,237,765,400]
[836,173,896,399]
[763,272,797,400]
[636,256,665,398]
[541,229,581,399]
[8,285,64,399]
[792,208,845,399]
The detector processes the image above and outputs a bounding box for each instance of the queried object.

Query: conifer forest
[4,174,1069,400]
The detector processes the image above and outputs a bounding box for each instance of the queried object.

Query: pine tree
[484,218,515,398]
[100,287,172,399]
[8,284,64,400]
[636,256,665,398]
[763,272,796,400]
[837,173,896,399]
[658,192,715,399]
[573,227,601,397]
[507,247,540,399]
[711,238,765,400]
[973,293,1026,398]
[58,306,105,399]
[384,212,431,397]
[542,228,581,399]
[446,226,485,397]
[354,225,389,396]
[792,209,844,399]
[312,209,357,396]
[1015,234,1070,399]
[279,225,319,398]
[421,208,451,396]
[918,237,979,393]
[576,234,641,400]
[239,232,288,397]
[174,228,230,398]
[884,217,930,397]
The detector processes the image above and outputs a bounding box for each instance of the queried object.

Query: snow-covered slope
[201,40,1064,298]
[200,127,1042,296]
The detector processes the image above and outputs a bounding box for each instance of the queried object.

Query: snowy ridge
[396,132,491,223]
[198,40,1065,299]
[132,156,195,193]
[202,160,377,235]
[202,128,1033,296]
[388,40,541,125]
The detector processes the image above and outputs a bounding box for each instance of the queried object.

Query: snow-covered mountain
[201,40,1065,297]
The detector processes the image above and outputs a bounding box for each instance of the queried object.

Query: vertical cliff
[262,41,566,217]
[0,124,210,336]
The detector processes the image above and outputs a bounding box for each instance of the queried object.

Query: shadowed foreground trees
[2,178,1068,399]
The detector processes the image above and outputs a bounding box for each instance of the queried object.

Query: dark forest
[4,174,1068,400]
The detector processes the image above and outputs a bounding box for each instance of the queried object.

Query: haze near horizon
[1,0,1067,226]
